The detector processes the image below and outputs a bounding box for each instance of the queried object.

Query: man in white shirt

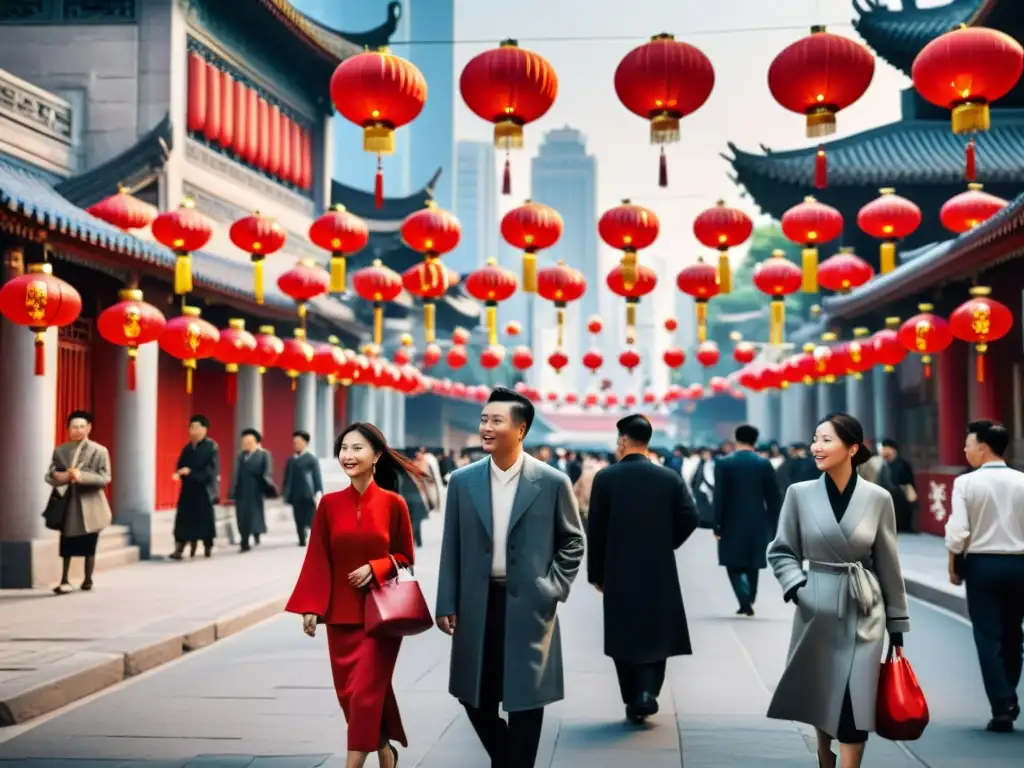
[945,419,1024,733]
[436,387,584,768]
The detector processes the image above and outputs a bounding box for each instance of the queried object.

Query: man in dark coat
[171,414,220,559]
[588,414,699,724]
[713,423,782,616]
[230,428,272,552]
[282,431,323,546]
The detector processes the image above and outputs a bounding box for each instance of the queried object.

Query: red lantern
[501,200,563,292]
[846,329,876,379]
[912,26,1024,180]
[696,341,720,368]
[587,316,603,335]
[663,347,685,369]
[277,259,330,326]
[0,263,81,376]
[582,348,604,375]
[229,211,286,305]
[308,204,369,293]
[781,196,844,293]
[214,318,257,405]
[480,345,505,370]
[642,390,657,406]
[688,383,705,399]
[857,188,922,274]
[505,321,521,337]
[940,183,1008,234]
[352,259,403,345]
[817,247,874,294]
[158,306,219,394]
[423,343,442,368]
[460,40,557,196]
[278,328,315,390]
[401,203,462,342]
[511,345,533,371]
[619,348,641,374]
[447,344,468,370]
[547,350,569,375]
[151,197,214,296]
[897,304,952,378]
[709,376,730,394]
[313,337,347,382]
[768,25,875,189]
[624,393,638,408]
[330,49,427,207]
[734,341,756,365]
[752,250,803,345]
[97,288,166,390]
[949,286,1014,382]
[676,256,721,342]
[873,319,907,373]
[606,262,657,341]
[537,261,586,349]
[739,366,764,392]
[813,336,838,382]
[614,33,714,187]
[599,199,659,289]
[664,317,678,333]
[252,325,284,374]
[465,259,518,346]
[584,392,600,408]
[87,186,157,231]
[692,201,753,293]
[452,327,471,345]
[787,343,818,384]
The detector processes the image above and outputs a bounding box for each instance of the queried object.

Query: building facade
[452,139,497,276]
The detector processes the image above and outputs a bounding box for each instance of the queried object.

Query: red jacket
[285,480,415,625]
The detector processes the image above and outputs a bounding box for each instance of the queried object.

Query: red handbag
[876,645,930,741]
[364,556,434,638]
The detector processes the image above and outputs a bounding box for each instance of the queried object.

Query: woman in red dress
[286,422,419,768]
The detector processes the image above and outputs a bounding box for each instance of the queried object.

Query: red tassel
[291,377,297,392]
[226,370,237,405]
[502,153,511,196]
[924,360,932,379]
[33,334,44,376]
[815,145,827,189]
[965,138,976,182]
[976,349,985,383]
[126,352,137,391]
[658,147,668,187]
[374,155,383,209]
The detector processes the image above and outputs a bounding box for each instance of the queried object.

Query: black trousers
[613,660,666,705]
[463,581,544,768]
[726,567,760,611]
[964,554,1024,716]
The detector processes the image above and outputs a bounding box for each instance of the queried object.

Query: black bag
[261,474,279,499]
[42,488,70,531]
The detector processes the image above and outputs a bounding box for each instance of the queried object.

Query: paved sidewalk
[898,532,967,618]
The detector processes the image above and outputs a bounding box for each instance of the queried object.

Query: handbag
[876,644,930,741]
[364,555,434,638]
[41,440,87,532]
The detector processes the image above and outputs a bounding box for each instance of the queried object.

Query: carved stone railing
[0,69,73,145]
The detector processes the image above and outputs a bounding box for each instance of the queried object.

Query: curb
[0,596,287,727]
[903,573,968,620]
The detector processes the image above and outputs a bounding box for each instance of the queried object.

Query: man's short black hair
[881,438,899,450]
[617,414,653,445]
[292,430,311,443]
[735,424,759,445]
[967,419,1010,457]
[189,414,209,428]
[241,428,262,442]
[67,410,93,426]
[487,386,535,434]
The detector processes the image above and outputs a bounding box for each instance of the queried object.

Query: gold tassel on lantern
[769,299,785,346]
[717,250,732,294]
[486,303,498,346]
[976,343,988,383]
[522,250,537,293]
[423,302,436,343]
[802,247,819,293]
[951,100,990,135]
[801,343,816,384]
[330,254,346,293]
[174,252,193,295]
[626,301,637,341]
[372,302,383,345]
[696,300,708,343]
[880,242,896,275]
[621,249,638,288]
[252,256,265,304]
[184,359,196,395]
[556,305,565,347]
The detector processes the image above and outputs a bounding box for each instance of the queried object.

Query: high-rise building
[529,127,597,393]
[452,140,497,275]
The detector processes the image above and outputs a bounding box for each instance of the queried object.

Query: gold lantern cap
[331,203,347,213]
[885,316,900,329]
[968,183,984,191]
[803,342,816,353]
[294,327,306,339]
[811,24,826,33]
[729,330,742,342]
[182,305,201,317]
[259,325,275,335]
[27,262,53,275]
[853,327,869,337]
[499,38,519,48]
[821,331,837,342]
[918,303,934,312]
[119,288,143,301]
[298,258,317,268]
[879,187,895,195]
[620,198,631,205]
[651,33,675,42]
[969,286,992,297]
[804,195,817,204]
[328,334,340,345]
[180,196,197,209]
[839,246,855,254]
[229,318,245,330]
[770,248,785,258]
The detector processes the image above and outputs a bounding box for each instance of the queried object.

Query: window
[0,0,135,24]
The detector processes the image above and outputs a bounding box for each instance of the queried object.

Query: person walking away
[945,419,1024,733]
[46,410,112,594]
[880,439,916,531]
[588,415,699,724]
[171,415,219,559]
[690,447,715,529]
[713,424,782,615]
[230,428,273,552]
[286,422,420,768]
[283,431,323,546]
[767,412,910,768]
[572,453,603,532]
[435,386,584,768]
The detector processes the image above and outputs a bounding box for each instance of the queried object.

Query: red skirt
[326,624,407,752]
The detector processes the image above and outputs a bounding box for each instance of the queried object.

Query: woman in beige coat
[45,410,112,594]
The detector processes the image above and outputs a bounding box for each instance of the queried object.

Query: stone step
[30,525,140,587]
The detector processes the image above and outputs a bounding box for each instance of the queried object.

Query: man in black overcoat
[713,423,782,616]
[171,414,220,560]
[587,414,699,724]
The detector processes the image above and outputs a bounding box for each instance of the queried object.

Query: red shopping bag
[364,556,434,638]
[876,645,930,741]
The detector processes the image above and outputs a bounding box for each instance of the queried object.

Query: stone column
[0,323,58,588]
[872,367,897,444]
[295,373,317,451]
[845,374,875,438]
[235,365,262,434]
[938,344,968,466]
[393,392,407,448]
[746,392,768,433]
[816,382,832,420]
[379,388,394,443]
[781,383,812,445]
[765,391,782,443]
[365,386,378,426]
[315,380,335,458]
[114,343,159,559]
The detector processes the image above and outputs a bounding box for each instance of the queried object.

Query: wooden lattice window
[0,0,136,24]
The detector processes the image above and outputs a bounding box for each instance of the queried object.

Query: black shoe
[986,715,1014,733]
[1010,702,1021,721]
[736,607,755,616]
[389,744,399,766]
[626,692,658,723]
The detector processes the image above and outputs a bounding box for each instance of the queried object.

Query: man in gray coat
[436,387,584,768]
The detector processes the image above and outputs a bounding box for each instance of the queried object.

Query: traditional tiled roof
[254,0,362,64]
[331,168,443,223]
[298,0,403,50]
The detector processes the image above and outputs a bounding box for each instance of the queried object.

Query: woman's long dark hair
[334,422,425,493]
[820,412,873,468]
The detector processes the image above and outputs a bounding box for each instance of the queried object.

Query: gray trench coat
[46,439,113,536]
[435,455,584,712]
[766,476,910,736]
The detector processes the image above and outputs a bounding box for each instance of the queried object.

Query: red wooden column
[937,343,968,466]
[972,347,1001,421]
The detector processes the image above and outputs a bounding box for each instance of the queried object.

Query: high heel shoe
[389,744,399,767]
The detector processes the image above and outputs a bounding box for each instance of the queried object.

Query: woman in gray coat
[229,429,272,552]
[767,413,910,768]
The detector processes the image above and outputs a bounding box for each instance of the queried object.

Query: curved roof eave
[331,167,443,222]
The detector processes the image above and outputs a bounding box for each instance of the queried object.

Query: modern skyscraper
[529,127,597,394]
[451,140,497,276]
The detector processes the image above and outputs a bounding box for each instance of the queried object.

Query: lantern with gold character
[948,286,1013,382]
[97,288,166,390]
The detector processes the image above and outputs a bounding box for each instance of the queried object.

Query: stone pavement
[898,533,968,618]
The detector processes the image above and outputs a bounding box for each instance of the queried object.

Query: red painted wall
[89,336,119,506]
[261,371,296,486]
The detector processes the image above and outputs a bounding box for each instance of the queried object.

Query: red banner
[913,470,959,537]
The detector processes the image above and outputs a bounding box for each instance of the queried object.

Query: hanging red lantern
[586,316,603,335]
[846,328,876,379]
[480,345,506,370]
[604,393,619,409]
[312,336,347,383]
[709,376,730,394]
[696,341,720,368]
[151,197,214,296]
[813,334,838,382]
[663,347,685,369]
[692,201,753,294]
[459,40,557,195]
[734,341,757,365]
[96,287,166,390]
[897,304,952,379]
[676,256,721,342]
[781,196,843,293]
[738,366,764,392]
[912,26,1024,181]
[511,345,533,371]
[214,318,257,405]
[760,363,786,391]
[872,318,906,373]
[817,247,875,295]
[614,33,714,187]
[949,286,1014,382]
[537,260,586,349]
[664,317,678,333]
[505,321,522,337]
[940,183,1008,234]
[158,306,219,394]
[308,204,369,293]
[642,390,657,406]
[606,262,657,341]
[330,49,427,207]
[452,326,471,345]
[623,393,638,408]
[447,344,468,370]
[0,263,81,376]
[464,259,518,346]
[619,348,641,374]
[402,259,451,346]
[277,259,330,327]
[252,325,284,374]
[856,188,922,274]
[501,200,563,292]
[584,392,600,408]
[688,383,705,399]
[423,342,442,368]
[582,348,604,375]
[752,250,803,345]
[547,350,569,375]
[87,185,157,231]
[229,211,286,305]
[599,199,659,288]
[278,328,316,391]
[401,203,462,342]
[352,259,403,346]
